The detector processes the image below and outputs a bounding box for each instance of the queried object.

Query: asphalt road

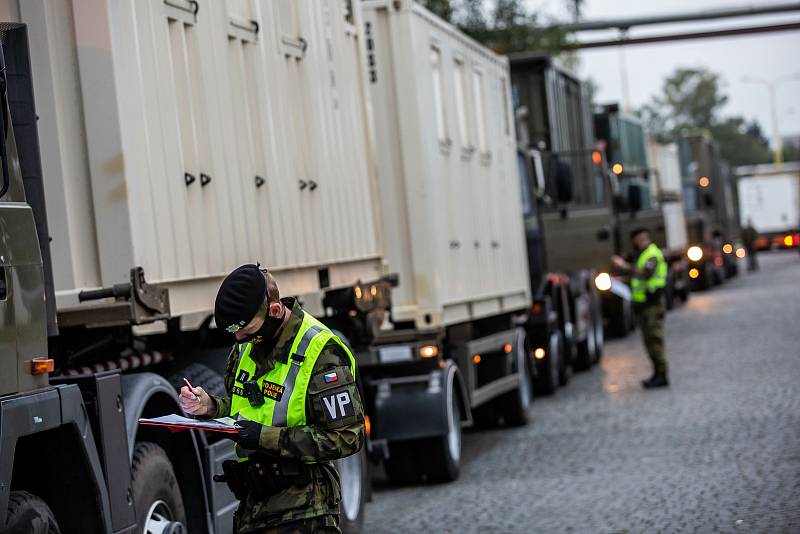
[364,251,800,533]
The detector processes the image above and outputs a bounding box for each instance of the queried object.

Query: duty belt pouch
[220,460,249,501]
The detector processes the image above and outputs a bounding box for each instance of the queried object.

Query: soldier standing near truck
[612,229,670,388]
[741,219,760,272]
[180,265,365,533]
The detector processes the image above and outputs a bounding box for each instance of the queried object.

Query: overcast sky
[525,0,800,143]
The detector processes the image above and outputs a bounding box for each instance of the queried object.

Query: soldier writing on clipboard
[179,264,365,533]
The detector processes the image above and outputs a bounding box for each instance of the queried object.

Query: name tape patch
[321,391,354,421]
[236,370,250,383]
[262,381,285,402]
[323,371,338,384]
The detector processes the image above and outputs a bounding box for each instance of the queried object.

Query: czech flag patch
[323,371,338,384]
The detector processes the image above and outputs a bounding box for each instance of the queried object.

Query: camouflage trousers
[637,301,667,376]
[235,514,339,534]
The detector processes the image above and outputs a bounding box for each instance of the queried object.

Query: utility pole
[742,74,800,172]
[618,29,631,112]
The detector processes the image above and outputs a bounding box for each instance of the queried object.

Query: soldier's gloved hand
[232,420,263,450]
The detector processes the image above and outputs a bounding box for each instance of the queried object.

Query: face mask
[240,305,284,344]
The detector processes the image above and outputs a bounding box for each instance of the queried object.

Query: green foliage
[417,0,580,55]
[638,67,773,166]
[710,118,772,166]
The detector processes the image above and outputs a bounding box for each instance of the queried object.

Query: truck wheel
[131,442,187,534]
[591,302,604,364]
[535,332,560,396]
[337,448,367,533]
[500,328,532,427]
[574,321,595,371]
[558,329,571,387]
[420,370,462,482]
[5,491,60,534]
[168,362,226,399]
[383,442,421,484]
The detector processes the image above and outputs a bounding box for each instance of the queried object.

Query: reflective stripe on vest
[229,311,356,460]
[631,243,668,303]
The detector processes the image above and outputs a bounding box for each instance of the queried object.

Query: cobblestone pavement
[364,252,800,533]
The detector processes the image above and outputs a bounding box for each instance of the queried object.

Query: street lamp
[742,73,800,171]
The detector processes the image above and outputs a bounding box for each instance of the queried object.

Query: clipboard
[138,414,242,434]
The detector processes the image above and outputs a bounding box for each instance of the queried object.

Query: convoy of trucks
[0,1,752,534]
[678,133,740,289]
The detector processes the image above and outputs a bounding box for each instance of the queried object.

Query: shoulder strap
[271,320,327,427]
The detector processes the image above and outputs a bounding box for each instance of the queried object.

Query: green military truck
[509,54,607,394]
[593,103,690,309]
[678,133,740,289]
[0,20,380,534]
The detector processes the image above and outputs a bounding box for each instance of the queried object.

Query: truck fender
[0,385,114,533]
[120,372,211,534]
[371,360,470,442]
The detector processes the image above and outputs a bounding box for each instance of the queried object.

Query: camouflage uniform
[210,298,365,533]
[632,254,668,377]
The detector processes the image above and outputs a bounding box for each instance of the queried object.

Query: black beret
[215,264,266,334]
[629,227,649,239]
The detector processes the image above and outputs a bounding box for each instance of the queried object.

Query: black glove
[232,420,263,450]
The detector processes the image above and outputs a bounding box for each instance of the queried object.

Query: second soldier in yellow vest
[612,228,670,388]
[179,264,364,533]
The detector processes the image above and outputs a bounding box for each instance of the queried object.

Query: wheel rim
[516,329,531,408]
[585,319,596,361]
[446,371,461,462]
[338,453,363,521]
[550,333,560,386]
[594,305,604,357]
[144,500,180,534]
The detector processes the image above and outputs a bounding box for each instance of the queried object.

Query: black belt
[214,454,311,501]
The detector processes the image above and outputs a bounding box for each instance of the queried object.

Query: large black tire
[4,491,60,534]
[419,371,462,482]
[168,362,227,399]
[535,332,561,396]
[558,328,572,387]
[383,441,421,485]
[591,300,604,365]
[499,329,532,427]
[131,442,187,534]
[574,327,595,371]
[337,448,368,534]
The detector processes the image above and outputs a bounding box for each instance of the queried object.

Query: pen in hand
[183,377,200,401]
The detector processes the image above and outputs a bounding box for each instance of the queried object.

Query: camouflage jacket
[209,298,365,532]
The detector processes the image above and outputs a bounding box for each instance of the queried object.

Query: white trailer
[360,0,533,484]
[16,0,384,326]
[648,141,688,252]
[736,163,800,242]
[2,1,385,532]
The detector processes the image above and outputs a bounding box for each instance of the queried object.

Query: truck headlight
[594,272,612,291]
[419,345,439,359]
[687,246,703,262]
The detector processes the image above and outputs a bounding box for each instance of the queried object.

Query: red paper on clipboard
[138,414,241,434]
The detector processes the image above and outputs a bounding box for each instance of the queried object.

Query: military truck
[508,53,611,387]
[351,0,536,484]
[0,0,387,530]
[678,133,739,289]
[593,104,689,309]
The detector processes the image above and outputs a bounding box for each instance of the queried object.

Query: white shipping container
[11,0,383,320]
[737,171,800,234]
[362,1,530,329]
[647,141,687,251]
